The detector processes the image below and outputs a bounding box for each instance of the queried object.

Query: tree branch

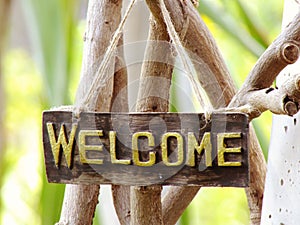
[57,1,123,224]
[135,17,174,112]
[112,185,131,225]
[145,1,266,224]
[162,186,200,225]
[146,0,236,108]
[111,36,131,225]
[229,11,300,117]
[130,186,163,225]
[224,73,300,120]
[131,11,174,225]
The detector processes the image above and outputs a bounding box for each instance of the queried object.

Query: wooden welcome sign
[42,111,249,187]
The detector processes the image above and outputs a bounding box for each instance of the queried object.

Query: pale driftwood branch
[130,186,163,225]
[57,1,123,224]
[213,13,300,222]
[112,185,131,225]
[131,11,173,225]
[135,17,174,112]
[229,11,300,112]
[162,186,200,225]
[145,1,266,224]
[224,73,300,119]
[241,12,300,90]
[57,185,100,225]
[146,0,236,108]
[111,36,131,225]
[212,5,300,225]
[246,126,267,225]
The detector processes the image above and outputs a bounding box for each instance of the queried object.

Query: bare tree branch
[111,36,131,225]
[224,73,300,120]
[131,11,174,225]
[57,1,123,224]
[145,1,266,224]
[246,126,267,224]
[162,186,200,225]
[112,185,131,225]
[229,12,300,118]
[130,186,163,225]
[146,0,235,108]
[57,185,100,225]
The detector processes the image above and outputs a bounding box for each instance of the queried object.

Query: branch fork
[58,1,300,224]
[228,12,300,120]
[226,73,300,120]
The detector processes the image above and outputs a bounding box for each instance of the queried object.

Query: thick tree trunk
[57,1,123,224]
[261,1,300,224]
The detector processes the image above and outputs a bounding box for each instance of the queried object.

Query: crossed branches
[57,1,300,225]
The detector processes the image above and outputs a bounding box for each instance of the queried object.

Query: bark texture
[229,11,300,118]
[131,11,173,225]
[261,1,300,223]
[146,0,235,108]
[130,186,163,225]
[136,14,173,112]
[58,185,100,225]
[57,1,123,224]
[112,185,131,225]
[75,0,123,112]
[145,1,266,224]
[111,36,131,225]
[162,186,200,225]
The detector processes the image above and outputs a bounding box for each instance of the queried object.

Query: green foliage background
[0,0,282,224]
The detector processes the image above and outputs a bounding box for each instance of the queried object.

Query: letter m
[46,123,77,168]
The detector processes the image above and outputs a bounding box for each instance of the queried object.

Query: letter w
[47,123,77,168]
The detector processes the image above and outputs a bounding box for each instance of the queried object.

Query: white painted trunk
[261,1,300,224]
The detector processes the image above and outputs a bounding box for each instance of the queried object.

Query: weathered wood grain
[43,111,249,187]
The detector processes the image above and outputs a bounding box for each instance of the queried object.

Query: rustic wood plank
[42,111,249,187]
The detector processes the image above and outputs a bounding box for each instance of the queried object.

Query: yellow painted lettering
[109,131,130,165]
[47,123,77,168]
[217,133,242,166]
[132,132,155,166]
[186,132,212,167]
[79,130,104,165]
[161,132,183,166]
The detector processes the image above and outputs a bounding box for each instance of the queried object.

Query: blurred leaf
[235,0,269,48]
[2,50,43,225]
[20,0,81,224]
[21,0,79,106]
[198,0,265,58]
[180,188,249,225]
[39,178,65,225]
